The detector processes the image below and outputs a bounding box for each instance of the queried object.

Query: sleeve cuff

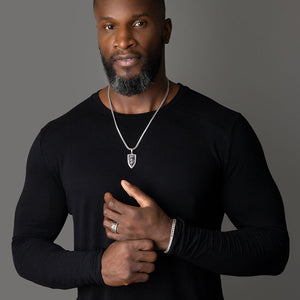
[163,217,186,255]
[94,248,106,286]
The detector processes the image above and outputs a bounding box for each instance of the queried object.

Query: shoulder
[34,91,100,177]
[177,83,262,169]
[176,83,243,133]
[39,91,98,146]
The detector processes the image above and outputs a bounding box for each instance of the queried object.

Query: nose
[113,26,136,50]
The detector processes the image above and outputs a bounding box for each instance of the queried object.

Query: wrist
[156,217,173,251]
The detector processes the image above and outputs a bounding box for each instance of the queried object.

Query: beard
[100,41,163,97]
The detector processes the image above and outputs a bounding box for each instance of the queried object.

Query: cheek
[97,33,111,52]
[139,34,164,55]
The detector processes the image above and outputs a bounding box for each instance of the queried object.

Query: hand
[101,239,157,286]
[103,180,173,251]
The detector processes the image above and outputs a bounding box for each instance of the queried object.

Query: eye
[133,21,145,27]
[104,24,114,30]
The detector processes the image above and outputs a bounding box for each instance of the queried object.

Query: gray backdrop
[1,0,299,299]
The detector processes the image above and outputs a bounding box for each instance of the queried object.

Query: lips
[115,55,140,61]
[114,55,140,67]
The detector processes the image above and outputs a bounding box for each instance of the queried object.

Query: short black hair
[93,0,166,20]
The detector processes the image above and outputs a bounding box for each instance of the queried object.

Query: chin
[115,70,142,81]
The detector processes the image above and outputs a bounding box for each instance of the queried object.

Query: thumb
[121,180,155,208]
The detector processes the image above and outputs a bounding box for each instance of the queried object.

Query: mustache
[111,52,142,61]
[98,48,142,62]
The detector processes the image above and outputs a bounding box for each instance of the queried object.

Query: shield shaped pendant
[127,153,136,169]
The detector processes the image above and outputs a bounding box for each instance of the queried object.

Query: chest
[61,117,224,226]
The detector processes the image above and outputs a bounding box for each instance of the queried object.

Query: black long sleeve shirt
[12,83,290,299]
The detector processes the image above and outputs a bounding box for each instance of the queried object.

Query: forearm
[11,130,108,289]
[167,218,290,276]
[12,236,105,289]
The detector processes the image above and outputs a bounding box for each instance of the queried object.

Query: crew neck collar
[92,82,186,119]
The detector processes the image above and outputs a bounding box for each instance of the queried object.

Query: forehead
[95,0,159,20]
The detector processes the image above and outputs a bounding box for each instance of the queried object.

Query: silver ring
[111,221,118,233]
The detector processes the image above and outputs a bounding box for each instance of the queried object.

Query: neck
[110,74,169,114]
[99,69,180,114]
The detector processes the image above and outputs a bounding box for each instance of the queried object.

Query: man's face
[94,0,167,96]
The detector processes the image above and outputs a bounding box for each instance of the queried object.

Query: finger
[134,262,155,274]
[104,192,135,215]
[103,202,108,211]
[120,180,155,208]
[131,239,155,251]
[105,227,122,241]
[136,250,158,263]
[131,273,150,284]
[102,203,108,216]
[103,217,123,234]
[103,207,122,223]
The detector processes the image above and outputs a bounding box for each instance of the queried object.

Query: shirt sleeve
[11,130,106,289]
[166,113,290,276]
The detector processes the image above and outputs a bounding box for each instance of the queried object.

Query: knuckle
[119,235,127,241]
[128,239,138,249]
[123,270,131,281]
[115,234,122,241]
[132,263,139,273]
[123,257,130,268]
[123,247,133,260]
[145,240,154,249]
[138,263,144,272]
[122,250,130,261]
[151,251,158,262]
[135,213,143,223]
[108,200,115,209]
[123,218,132,231]
[123,240,131,248]
[130,209,138,220]
[125,239,134,249]
[127,262,136,274]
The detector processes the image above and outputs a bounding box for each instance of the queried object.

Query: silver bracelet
[164,219,177,254]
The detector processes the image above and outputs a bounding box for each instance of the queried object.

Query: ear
[163,18,172,44]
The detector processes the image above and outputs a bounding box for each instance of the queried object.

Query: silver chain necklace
[107,79,170,169]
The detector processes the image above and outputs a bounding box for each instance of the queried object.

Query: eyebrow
[99,12,150,22]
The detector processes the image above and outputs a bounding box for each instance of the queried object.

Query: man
[12,0,289,299]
